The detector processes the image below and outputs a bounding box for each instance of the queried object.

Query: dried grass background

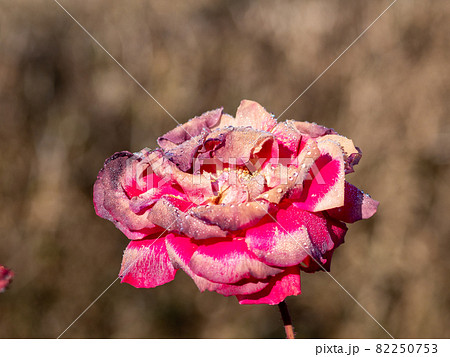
[0,0,449,338]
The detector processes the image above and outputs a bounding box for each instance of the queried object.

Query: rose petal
[293,138,345,212]
[190,201,269,232]
[320,134,362,174]
[300,216,347,272]
[237,266,301,305]
[164,132,208,171]
[157,108,223,150]
[94,152,162,240]
[327,182,379,223]
[189,239,282,284]
[204,127,275,166]
[235,100,277,131]
[165,235,270,296]
[149,197,228,239]
[271,120,302,159]
[293,121,336,138]
[246,204,337,267]
[119,238,177,288]
[148,150,215,204]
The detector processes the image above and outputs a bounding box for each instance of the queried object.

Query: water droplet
[246,203,250,207]
[277,188,283,193]
[288,177,294,181]
[293,172,298,177]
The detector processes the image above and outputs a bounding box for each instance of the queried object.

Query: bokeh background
[1,0,449,338]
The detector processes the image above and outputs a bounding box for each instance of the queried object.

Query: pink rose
[0,265,13,293]
[94,100,378,305]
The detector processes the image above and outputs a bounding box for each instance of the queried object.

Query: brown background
[1,0,449,338]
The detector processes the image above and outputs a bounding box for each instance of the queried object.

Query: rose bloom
[0,265,13,293]
[94,100,378,305]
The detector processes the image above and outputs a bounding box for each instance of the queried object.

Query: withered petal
[94,152,162,239]
[190,201,270,232]
[157,107,223,150]
[149,197,228,239]
[293,121,337,138]
[234,99,277,132]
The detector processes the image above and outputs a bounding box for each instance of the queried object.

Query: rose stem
[278,300,295,339]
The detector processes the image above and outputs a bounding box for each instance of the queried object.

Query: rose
[0,265,13,293]
[93,100,378,305]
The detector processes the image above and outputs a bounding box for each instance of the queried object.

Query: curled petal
[190,201,269,232]
[157,108,223,150]
[164,132,208,171]
[300,216,347,272]
[204,127,275,166]
[271,120,302,159]
[165,235,269,296]
[189,239,282,284]
[119,238,177,288]
[321,134,362,174]
[93,152,162,240]
[234,100,277,132]
[237,266,301,305]
[129,183,182,214]
[149,197,227,239]
[327,182,379,223]
[293,121,336,138]
[246,205,337,267]
[293,138,345,212]
[148,150,215,204]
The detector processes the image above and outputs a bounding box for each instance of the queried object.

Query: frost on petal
[321,134,362,174]
[234,100,277,132]
[190,201,269,232]
[293,138,345,212]
[165,235,269,296]
[327,182,379,223]
[164,132,208,172]
[300,216,347,273]
[93,152,163,240]
[129,182,182,214]
[0,265,14,293]
[165,234,217,291]
[246,204,337,267]
[237,266,301,305]
[119,238,177,288]
[204,127,275,166]
[271,120,302,159]
[149,197,228,239]
[189,239,282,284]
[293,121,336,138]
[149,150,215,204]
[157,108,223,150]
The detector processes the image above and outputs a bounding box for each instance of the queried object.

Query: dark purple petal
[327,182,379,223]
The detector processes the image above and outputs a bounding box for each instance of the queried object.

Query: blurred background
[0,0,449,338]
